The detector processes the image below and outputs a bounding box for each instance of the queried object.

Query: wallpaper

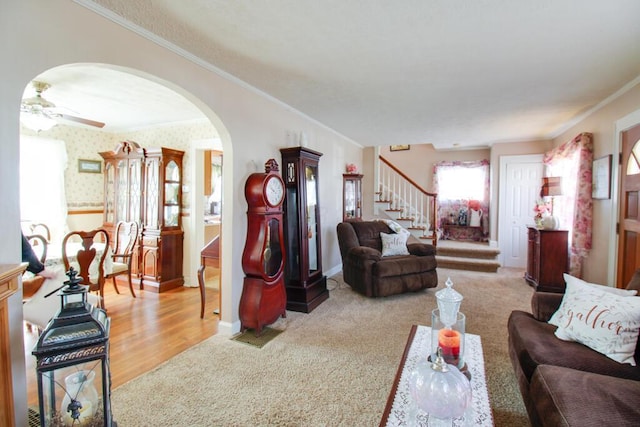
[21,120,218,212]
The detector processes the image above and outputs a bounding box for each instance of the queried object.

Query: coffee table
[380,324,493,426]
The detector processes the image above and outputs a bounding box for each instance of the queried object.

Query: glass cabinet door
[305,165,319,273]
[164,160,181,227]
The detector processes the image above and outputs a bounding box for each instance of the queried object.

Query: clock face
[265,175,284,207]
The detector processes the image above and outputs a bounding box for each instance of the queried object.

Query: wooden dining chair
[29,223,51,242]
[62,228,110,309]
[22,234,49,300]
[26,234,48,264]
[106,221,139,298]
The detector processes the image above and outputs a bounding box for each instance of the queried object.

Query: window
[433,160,490,238]
[436,165,487,201]
[20,136,68,244]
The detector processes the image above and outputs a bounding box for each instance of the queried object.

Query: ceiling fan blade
[60,114,105,128]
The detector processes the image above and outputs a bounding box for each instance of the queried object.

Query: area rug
[111,268,532,426]
[231,327,283,348]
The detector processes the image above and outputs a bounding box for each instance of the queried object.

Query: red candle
[438,328,461,363]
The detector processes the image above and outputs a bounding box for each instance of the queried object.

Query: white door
[499,155,544,268]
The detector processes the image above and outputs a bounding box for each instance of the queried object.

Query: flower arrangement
[346,163,358,173]
[533,199,551,227]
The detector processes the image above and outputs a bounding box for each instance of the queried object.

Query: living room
[3,1,640,426]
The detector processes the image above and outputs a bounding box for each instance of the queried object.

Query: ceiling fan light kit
[20,111,57,132]
[20,80,105,131]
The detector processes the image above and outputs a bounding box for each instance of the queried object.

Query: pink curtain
[432,160,490,241]
[543,133,593,277]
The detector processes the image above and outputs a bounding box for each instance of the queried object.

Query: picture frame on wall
[78,159,102,174]
[390,145,410,152]
[592,154,612,199]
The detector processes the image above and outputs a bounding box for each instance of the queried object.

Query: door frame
[610,108,640,285]
[498,154,544,267]
[189,138,222,288]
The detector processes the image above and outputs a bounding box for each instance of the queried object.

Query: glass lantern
[432,277,466,370]
[32,268,115,426]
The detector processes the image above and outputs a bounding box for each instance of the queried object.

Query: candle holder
[431,309,469,377]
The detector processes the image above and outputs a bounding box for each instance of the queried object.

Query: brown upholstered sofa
[336,221,437,297]
[508,271,640,427]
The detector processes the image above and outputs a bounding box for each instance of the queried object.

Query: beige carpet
[111,268,532,426]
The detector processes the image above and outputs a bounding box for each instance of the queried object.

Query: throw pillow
[561,273,638,297]
[548,276,640,365]
[380,231,410,257]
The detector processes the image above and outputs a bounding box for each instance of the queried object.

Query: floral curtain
[543,132,593,277]
[432,160,490,241]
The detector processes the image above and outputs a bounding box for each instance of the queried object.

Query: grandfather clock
[280,147,329,313]
[240,159,287,335]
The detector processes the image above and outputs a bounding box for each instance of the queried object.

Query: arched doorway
[18,63,232,406]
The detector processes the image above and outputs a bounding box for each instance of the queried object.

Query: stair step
[375,199,392,204]
[385,209,402,212]
[436,243,500,260]
[436,255,500,273]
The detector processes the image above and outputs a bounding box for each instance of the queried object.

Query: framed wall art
[390,145,410,152]
[78,159,102,174]
[592,154,611,199]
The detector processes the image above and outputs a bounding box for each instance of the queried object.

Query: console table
[380,324,493,426]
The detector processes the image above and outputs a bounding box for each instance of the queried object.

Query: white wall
[1,1,362,424]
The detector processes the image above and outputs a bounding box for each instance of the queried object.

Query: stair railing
[377,155,438,245]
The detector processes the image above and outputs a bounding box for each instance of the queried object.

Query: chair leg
[112,276,120,294]
[100,285,106,311]
[197,264,206,319]
[127,271,136,298]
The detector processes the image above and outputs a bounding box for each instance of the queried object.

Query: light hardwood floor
[23,276,220,407]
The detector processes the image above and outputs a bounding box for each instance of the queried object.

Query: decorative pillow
[548,275,640,365]
[561,273,638,297]
[380,232,410,257]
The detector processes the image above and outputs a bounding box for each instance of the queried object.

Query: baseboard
[218,319,241,336]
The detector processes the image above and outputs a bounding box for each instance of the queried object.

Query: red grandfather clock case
[239,159,287,335]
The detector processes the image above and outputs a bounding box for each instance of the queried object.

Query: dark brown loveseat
[336,221,437,297]
[507,271,640,427]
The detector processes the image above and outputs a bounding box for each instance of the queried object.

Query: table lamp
[540,177,562,230]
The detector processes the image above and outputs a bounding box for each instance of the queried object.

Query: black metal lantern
[32,268,115,426]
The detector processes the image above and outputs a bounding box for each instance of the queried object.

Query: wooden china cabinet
[100,141,185,293]
[280,147,329,313]
[343,173,363,221]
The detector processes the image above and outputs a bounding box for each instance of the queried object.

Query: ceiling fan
[21,81,106,129]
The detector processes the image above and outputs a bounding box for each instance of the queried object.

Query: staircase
[374,155,501,273]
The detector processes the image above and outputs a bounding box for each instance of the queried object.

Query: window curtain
[543,132,593,277]
[432,160,490,241]
[20,136,69,245]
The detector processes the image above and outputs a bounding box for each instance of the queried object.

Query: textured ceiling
[45,1,640,148]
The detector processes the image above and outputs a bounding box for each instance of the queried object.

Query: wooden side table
[524,227,568,293]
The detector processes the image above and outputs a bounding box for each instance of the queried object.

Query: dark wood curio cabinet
[100,141,184,293]
[280,147,329,313]
[343,173,363,221]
